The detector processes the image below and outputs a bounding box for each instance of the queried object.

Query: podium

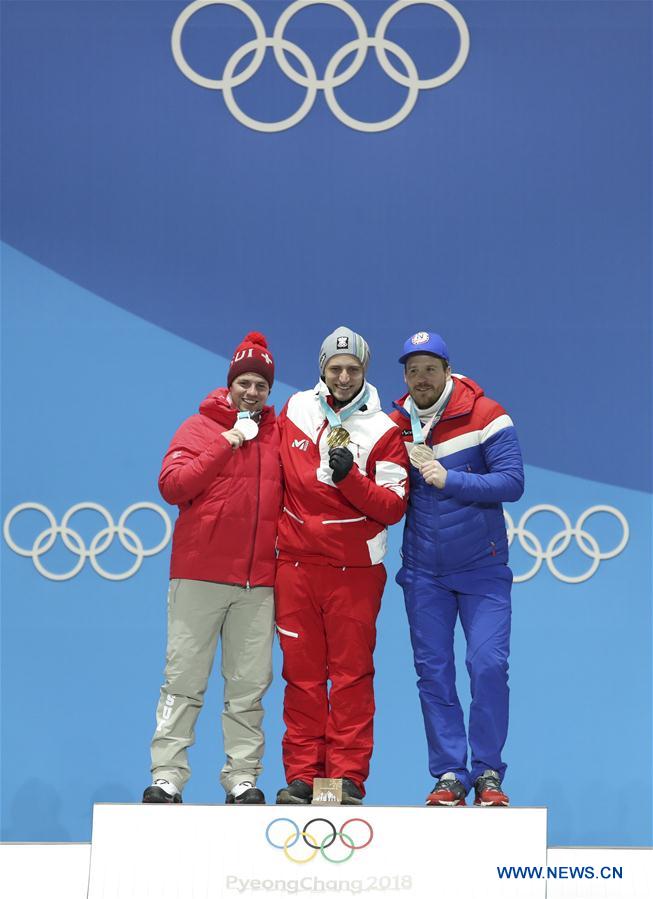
[87,803,547,898]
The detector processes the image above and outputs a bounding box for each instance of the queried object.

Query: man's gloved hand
[328,447,354,483]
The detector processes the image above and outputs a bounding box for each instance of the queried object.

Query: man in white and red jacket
[275,326,409,806]
[143,332,282,806]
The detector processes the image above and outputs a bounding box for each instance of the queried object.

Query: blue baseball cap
[398,331,450,364]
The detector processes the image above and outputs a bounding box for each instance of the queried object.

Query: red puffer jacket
[158,388,282,587]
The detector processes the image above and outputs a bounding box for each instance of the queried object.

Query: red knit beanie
[227,332,275,387]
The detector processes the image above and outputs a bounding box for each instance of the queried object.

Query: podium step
[88,803,547,898]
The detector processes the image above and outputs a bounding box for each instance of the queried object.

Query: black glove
[328,447,354,483]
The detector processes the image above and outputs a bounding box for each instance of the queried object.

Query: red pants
[275,559,386,794]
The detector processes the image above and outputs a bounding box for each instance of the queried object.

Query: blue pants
[398,565,512,793]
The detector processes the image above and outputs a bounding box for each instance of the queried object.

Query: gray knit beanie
[319,326,370,375]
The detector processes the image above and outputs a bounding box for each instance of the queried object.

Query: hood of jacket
[313,379,382,417]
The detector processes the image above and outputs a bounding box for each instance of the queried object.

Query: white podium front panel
[87,803,547,898]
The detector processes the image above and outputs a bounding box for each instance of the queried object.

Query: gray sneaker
[474,769,509,807]
[341,778,364,805]
[426,772,467,807]
[276,779,313,805]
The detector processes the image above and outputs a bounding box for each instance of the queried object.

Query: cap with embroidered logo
[399,331,449,365]
[227,332,275,386]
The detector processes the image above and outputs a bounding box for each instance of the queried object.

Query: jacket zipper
[316,419,329,449]
[322,516,367,524]
[246,438,261,589]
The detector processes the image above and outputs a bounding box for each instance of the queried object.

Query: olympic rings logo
[171,0,470,132]
[505,505,629,584]
[3,503,172,581]
[265,817,373,864]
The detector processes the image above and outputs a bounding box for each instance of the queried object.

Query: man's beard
[413,388,443,409]
[332,395,352,411]
[330,384,361,410]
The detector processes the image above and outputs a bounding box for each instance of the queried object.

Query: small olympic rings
[321,830,355,864]
[266,816,374,863]
[265,817,299,849]
[3,502,172,581]
[340,817,374,849]
[285,831,318,864]
[171,0,470,132]
[302,818,337,849]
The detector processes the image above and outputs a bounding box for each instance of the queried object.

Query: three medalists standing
[144,327,523,807]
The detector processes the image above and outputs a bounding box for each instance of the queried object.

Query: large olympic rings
[3,502,172,581]
[171,0,470,132]
[265,816,373,863]
[504,504,629,584]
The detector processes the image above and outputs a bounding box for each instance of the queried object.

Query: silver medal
[235,417,259,440]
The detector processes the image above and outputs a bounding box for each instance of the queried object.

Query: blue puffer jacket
[390,376,524,576]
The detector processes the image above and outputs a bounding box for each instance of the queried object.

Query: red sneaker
[426,773,467,807]
[473,770,509,807]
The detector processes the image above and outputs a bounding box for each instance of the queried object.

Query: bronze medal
[409,442,434,468]
[327,426,351,449]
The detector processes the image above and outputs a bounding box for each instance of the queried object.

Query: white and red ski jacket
[277,381,409,567]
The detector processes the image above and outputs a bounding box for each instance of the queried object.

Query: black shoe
[142,779,182,804]
[276,779,313,805]
[225,781,266,805]
[341,778,364,806]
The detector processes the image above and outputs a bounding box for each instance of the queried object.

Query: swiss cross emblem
[336,336,349,349]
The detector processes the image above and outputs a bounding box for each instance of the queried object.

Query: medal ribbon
[408,379,454,445]
[319,385,370,429]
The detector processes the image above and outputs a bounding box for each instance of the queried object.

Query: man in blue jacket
[390,331,524,807]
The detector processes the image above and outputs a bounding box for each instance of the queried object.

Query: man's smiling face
[404,354,450,409]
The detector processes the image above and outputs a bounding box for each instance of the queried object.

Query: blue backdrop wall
[1,0,651,847]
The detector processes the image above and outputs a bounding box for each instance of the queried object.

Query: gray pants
[150,578,274,793]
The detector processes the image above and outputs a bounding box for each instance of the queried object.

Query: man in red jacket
[275,326,409,806]
[142,332,282,805]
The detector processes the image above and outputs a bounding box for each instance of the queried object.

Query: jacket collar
[392,375,484,422]
[199,387,275,428]
[314,379,381,416]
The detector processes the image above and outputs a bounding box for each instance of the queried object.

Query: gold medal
[409,443,434,468]
[327,426,351,449]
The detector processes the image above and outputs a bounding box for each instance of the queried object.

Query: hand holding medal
[328,446,354,483]
[223,413,260,449]
[235,416,259,440]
